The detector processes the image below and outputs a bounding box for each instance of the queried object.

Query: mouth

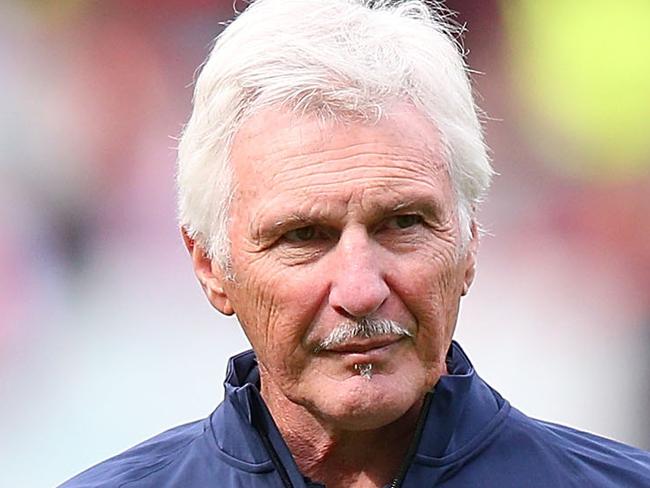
[320,335,405,355]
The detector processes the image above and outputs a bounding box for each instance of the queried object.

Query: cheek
[398,245,461,305]
[229,262,284,348]
[395,248,464,349]
[232,260,329,362]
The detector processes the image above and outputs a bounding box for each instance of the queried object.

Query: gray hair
[177,0,493,267]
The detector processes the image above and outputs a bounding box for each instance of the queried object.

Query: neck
[260,380,427,488]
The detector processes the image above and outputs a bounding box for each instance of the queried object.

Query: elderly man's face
[204,103,476,430]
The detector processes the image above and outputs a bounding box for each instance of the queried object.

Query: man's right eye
[284,226,317,242]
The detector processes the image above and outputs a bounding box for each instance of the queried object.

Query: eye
[284,226,317,242]
[387,214,423,229]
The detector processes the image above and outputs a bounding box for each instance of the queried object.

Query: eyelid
[261,218,312,242]
[282,224,335,243]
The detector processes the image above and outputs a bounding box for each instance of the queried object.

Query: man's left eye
[387,214,423,229]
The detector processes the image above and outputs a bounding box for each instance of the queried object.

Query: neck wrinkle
[260,370,426,488]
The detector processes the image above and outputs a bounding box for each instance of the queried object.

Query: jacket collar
[209,342,507,475]
[414,342,506,460]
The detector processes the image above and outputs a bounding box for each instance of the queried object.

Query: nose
[328,227,390,318]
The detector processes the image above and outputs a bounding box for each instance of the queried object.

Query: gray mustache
[314,317,413,353]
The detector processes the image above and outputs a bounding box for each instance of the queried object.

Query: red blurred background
[0,1,647,485]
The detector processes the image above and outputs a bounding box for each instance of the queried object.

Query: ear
[461,220,479,297]
[182,227,235,316]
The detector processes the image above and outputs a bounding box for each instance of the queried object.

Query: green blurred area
[503,0,650,178]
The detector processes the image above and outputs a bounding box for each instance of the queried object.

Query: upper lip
[323,336,404,354]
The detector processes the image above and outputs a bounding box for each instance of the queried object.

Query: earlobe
[204,277,235,316]
[181,227,235,316]
[461,220,479,297]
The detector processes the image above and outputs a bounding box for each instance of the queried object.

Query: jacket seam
[118,431,205,487]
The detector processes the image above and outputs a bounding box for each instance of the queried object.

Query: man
[62,0,650,486]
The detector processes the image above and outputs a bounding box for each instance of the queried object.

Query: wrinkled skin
[186,103,477,475]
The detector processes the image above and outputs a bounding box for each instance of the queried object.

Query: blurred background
[0,0,648,486]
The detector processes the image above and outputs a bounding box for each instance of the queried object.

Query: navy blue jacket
[61,342,650,487]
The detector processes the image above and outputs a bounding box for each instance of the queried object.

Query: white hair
[177,0,493,267]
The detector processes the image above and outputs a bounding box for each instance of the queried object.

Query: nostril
[332,304,355,320]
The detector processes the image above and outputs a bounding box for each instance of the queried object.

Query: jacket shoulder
[59,418,209,488]
[499,407,650,484]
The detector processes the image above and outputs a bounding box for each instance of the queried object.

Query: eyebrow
[269,213,316,231]
[253,194,446,240]
[389,198,445,219]
[252,210,327,244]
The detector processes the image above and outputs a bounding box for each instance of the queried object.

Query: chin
[308,375,422,431]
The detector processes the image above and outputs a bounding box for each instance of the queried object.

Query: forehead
[229,104,453,225]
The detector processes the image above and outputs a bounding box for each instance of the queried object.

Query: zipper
[248,388,295,488]
[257,423,295,488]
[388,392,433,488]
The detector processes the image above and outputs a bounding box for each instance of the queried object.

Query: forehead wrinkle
[267,147,446,188]
[269,174,448,201]
[267,141,441,168]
